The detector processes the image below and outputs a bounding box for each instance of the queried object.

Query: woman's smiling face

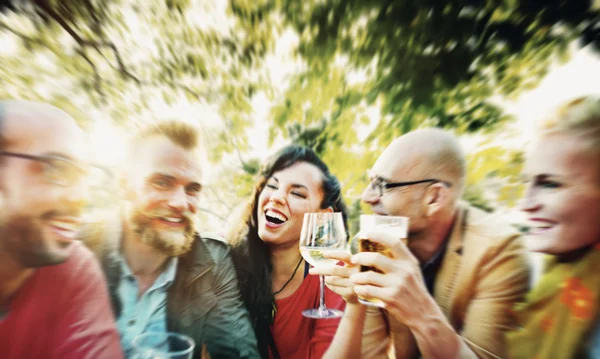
[521,133,600,254]
[256,161,327,248]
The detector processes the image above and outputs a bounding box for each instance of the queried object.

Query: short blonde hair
[126,120,206,173]
[541,95,600,150]
[134,120,202,151]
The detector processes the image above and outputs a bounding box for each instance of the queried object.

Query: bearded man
[96,121,259,359]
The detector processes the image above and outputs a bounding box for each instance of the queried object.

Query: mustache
[41,210,84,221]
[140,208,194,223]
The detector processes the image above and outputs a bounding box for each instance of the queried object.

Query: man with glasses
[0,100,123,358]
[316,129,530,359]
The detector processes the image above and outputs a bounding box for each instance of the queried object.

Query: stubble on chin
[131,212,195,256]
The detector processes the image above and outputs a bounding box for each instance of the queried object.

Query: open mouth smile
[264,208,289,228]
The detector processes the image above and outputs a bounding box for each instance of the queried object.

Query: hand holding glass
[299,212,347,319]
[354,215,409,307]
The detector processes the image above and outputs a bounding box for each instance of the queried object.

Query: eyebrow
[536,174,564,180]
[370,173,390,182]
[152,173,176,181]
[44,151,89,171]
[44,152,77,162]
[270,176,308,190]
[151,173,203,187]
[521,173,562,181]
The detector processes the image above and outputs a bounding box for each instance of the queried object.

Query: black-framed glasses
[368,174,452,197]
[0,151,90,187]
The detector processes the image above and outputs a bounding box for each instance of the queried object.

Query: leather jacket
[95,220,260,359]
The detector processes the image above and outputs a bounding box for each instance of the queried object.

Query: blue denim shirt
[589,318,600,358]
[116,256,178,356]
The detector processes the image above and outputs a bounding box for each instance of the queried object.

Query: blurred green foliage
[0,0,597,231]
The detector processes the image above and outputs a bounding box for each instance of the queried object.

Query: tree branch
[81,0,102,36]
[34,1,216,101]
[209,186,233,212]
[76,47,106,104]
[224,118,251,169]
[198,207,227,222]
[0,22,45,45]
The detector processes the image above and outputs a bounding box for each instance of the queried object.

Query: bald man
[0,101,123,358]
[316,129,530,359]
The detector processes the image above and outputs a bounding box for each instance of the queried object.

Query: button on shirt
[116,256,178,356]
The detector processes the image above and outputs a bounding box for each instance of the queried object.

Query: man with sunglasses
[316,129,530,359]
[0,101,123,358]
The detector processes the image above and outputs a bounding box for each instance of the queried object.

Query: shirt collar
[118,255,179,290]
[160,256,178,288]
[421,239,448,270]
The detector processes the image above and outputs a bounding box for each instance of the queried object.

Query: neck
[269,243,304,298]
[270,244,303,278]
[409,209,457,263]
[556,244,595,263]
[121,219,169,278]
[0,252,34,308]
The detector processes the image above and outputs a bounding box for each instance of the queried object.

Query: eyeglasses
[0,151,90,187]
[368,174,452,197]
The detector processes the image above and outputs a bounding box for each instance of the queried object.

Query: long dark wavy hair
[229,145,348,359]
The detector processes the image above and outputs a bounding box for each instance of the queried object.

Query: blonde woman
[508,95,600,358]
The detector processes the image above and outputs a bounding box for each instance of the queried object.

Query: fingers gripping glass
[0,151,89,187]
[299,212,347,319]
[368,175,452,197]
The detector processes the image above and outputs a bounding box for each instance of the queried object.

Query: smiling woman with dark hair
[229,145,389,359]
[229,145,347,359]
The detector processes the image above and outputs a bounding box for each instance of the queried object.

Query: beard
[130,208,195,257]
[0,212,73,267]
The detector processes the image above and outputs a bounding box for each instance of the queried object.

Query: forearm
[409,302,461,359]
[322,304,367,359]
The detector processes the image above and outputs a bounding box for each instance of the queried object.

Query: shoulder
[463,204,523,251]
[197,232,232,262]
[42,241,104,285]
[64,241,99,270]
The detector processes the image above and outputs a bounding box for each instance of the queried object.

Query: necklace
[271,257,304,320]
[273,257,304,296]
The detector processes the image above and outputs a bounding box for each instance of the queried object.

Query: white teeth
[163,217,183,223]
[48,220,78,231]
[266,209,287,222]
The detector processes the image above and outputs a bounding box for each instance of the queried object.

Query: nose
[167,186,189,213]
[269,187,287,205]
[519,186,541,213]
[361,182,379,205]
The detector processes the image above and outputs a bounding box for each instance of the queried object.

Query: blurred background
[0,0,599,236]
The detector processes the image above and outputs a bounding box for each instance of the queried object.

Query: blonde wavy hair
[540,95,600,150]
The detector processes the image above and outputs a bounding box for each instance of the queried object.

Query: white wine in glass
[299,212,347,319]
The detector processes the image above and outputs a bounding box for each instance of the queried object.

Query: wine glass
[131,332,195,359]
[299,212,347,319]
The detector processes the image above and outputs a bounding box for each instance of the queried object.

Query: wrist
[344,302,368,317]
[406,294,446,331]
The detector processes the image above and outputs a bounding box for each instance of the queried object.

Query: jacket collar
[179,234,215,287]
[434,202,468,313]
[447,202,468,256]
[92,209,216,287]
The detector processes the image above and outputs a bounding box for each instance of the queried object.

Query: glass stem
[319,275,327,312]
